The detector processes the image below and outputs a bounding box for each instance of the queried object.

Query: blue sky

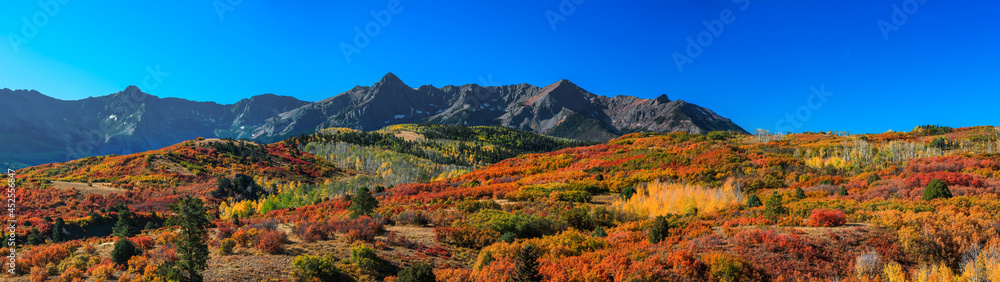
[1,0,998,134]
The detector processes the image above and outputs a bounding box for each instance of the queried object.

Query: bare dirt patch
[51,181,125,196]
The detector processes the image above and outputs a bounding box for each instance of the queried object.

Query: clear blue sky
[1,1,998,134]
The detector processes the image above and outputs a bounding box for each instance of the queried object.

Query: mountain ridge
[0,74,745,167]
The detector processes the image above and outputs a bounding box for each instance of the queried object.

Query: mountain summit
[0,74,744,166]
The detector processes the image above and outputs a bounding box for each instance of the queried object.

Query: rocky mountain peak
[376,72,408,88]
[654,94,671,104]
[545,79,580,91]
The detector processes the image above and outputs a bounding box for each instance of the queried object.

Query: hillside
[7,125,1000,281]
[13,138,347,221]
[291,124,594,190]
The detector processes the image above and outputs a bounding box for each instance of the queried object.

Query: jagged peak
[536,79,588,97]
[378,72,405,85]
[113,85,153,99]
[654,94,671,104]
[547,79,579,89]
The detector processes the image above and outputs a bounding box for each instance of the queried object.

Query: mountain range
[0,73,744,167]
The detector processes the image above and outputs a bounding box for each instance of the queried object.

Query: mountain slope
[0,87,308,167]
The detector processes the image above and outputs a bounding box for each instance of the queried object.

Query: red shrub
[217,225,235,239]
[907,171,984,188]
[423,246,451,258]
[294,219,331,243]
[808,209,847,227]
[330,216,382,242]
[254,229,287,254]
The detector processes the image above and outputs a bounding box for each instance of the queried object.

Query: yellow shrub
[127,255,148,274]
[882,261,905,282]
[90,262,115,280]
[913,262,954,282]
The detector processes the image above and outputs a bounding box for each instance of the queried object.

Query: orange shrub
[23,244,72,269]
[131,235,155,250]
[684,221,713,238]
[232,228,258,247]
[30,266,47,282]
[59,266,83,282]
[435,267,473,282]
[666,250,705,277]
[157,231,179,245]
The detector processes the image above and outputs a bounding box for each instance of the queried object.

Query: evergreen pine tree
[349,187,378,219]
[837,186,849,196]
[746,194,762,208]
[922,179,953,201]
[513,244,542,282]
[592,226,607,238]
[111,237,140,266]
[27,227,44,245]
[113,207,138,237]
[764,192,787,218]
[52,217,65,242]
[647,216,670,244]
[168,196,211,282]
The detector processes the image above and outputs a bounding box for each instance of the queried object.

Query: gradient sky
[1,1,998,134]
